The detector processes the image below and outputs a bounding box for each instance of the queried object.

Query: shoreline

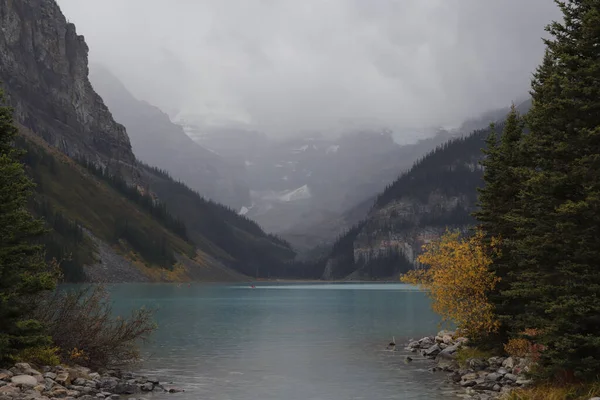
[0,362,183,399]
[404,331,532,400]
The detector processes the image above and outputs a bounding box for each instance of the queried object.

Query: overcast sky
[57,0,559,138]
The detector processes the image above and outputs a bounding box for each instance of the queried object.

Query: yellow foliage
[15,346,60,366]
[69,347,89,362]
[401,229,500,339]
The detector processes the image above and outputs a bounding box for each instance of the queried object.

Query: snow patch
[278,185,311,202]
[239,206,250,215]
[292,145,310,153]
[326,145,340,154]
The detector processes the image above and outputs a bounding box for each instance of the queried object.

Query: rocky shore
[0,363,182,400]
[405,331,532,400]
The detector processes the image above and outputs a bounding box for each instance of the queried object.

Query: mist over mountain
[89,65,250,209]
[57,0,558,140]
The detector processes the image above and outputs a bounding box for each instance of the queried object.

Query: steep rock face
[0,0,134,167]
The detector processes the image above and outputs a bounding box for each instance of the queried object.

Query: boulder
[461,373,479,381]
[114,382,137,395]
[422,343,442,357]
[140,382,154,391]
[437,343,460,359]
[516,378,533,386]
[11,375,38,387]
[14,363,32,372]
[460,380,477,387]
[0,371,12,381]
[0,384,20,395]
[55,372,70,386]
[418,336,435,348]
[448,372,462,383]
[42,372,57,381]
[504,373,518,382]
[442,335,454,344]
[502,357,515,369]
[485,372,503,382]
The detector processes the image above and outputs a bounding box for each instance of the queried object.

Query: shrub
[32,285,156,368]
[401,229,500,340]
[14,345,60,366]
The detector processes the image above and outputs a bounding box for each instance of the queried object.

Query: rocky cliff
[0,0,135,169]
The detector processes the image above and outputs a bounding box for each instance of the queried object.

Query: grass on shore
[504,382,600,400]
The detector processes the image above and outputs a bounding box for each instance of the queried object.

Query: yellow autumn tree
[401,229,500,339]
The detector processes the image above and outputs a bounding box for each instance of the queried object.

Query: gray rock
[504,373,518,382]
[55,372,70,385]
[448,372,462,383]
[42,372,57,381]
[11,375,38,387]
[140,382,154,391]
[493,384,502,392]
[460,380,477,387]
[114,383,137,395]
[497,367,508,375]
[473,381,496,391]
[502,357,515,369]
[13,364,31,372]
[437,343,460,359]
[423,343,442,357]
[418,336,435,348]
[485,373,502,382]
[461,372,479,381]
[516,378,533,386]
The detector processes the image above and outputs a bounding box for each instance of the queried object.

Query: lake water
[108,283,457,400]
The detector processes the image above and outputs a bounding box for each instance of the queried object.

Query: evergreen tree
[473,107,525,345]
[0,89,56,363]
[505,1,600,380]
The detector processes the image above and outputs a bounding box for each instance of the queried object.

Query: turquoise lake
[107,283,457,399]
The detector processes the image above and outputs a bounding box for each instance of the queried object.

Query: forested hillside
[0,0,295,282]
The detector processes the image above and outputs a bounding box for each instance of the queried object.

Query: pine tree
[0,88,55,364]
[473,107,525,345]
[505,0,600,380]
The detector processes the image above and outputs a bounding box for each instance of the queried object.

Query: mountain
[317,99,532,280]
[0,0,294,282]
[181,123,454,237]
[0,0,134,172]
[89,66,250,209]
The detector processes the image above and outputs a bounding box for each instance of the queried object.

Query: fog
[58,0,559,138]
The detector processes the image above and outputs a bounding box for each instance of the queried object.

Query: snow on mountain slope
[279,185,312,202]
